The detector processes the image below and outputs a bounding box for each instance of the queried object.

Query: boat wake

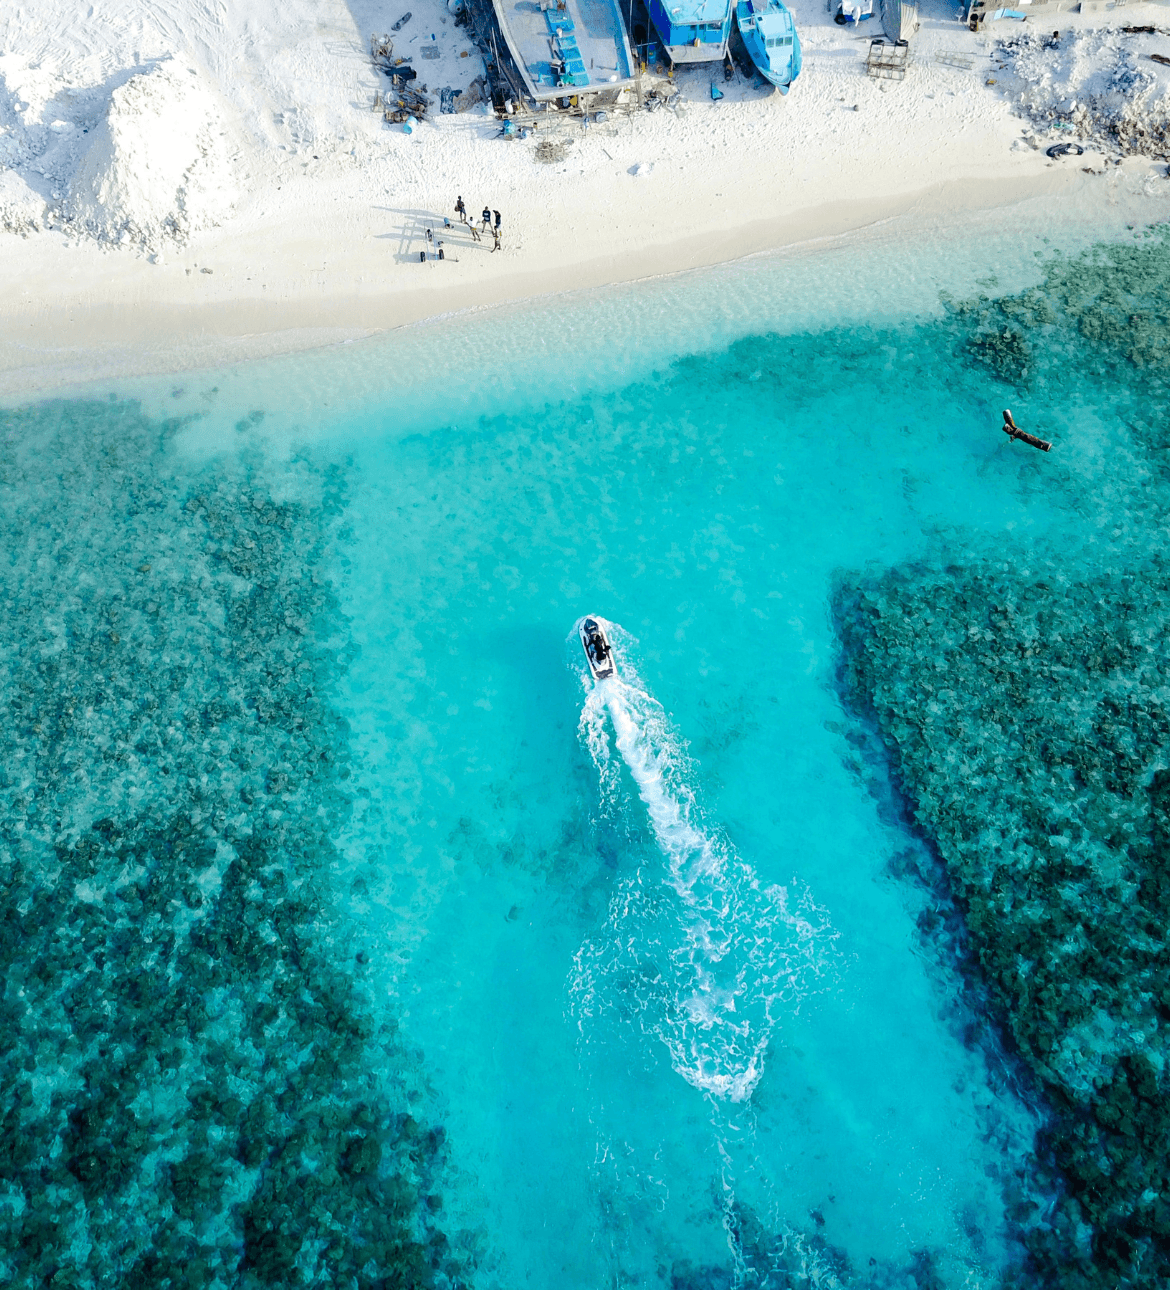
[569,622,836,1103]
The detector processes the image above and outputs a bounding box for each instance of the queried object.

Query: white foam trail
[570,623,836,1102]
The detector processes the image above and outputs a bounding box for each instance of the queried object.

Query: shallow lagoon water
[2,185,1168,1289]
[331,324,1058,1289]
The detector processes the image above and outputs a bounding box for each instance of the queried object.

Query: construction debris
[534,138,571,163]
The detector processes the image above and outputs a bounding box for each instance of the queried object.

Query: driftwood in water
[1002,409,1052,452]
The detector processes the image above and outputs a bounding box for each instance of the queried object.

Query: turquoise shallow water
[331,324,1059,1289]
[2,190,1169,1289]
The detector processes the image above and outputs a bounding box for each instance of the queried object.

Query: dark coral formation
[834,225,1170,1289]
[668,1197,951,1290]
[965,327,1035,388]
[837,563,1170,1288]
[0,400,466,1289]
[943,224,1170,414]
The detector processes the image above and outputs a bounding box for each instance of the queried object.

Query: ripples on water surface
[2,195,1169,1290]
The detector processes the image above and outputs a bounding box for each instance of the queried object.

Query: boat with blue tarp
[490,0,636,102]
[734,0,800,90]
[647,0,733,64]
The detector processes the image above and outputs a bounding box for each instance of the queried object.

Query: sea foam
[570,622,836,1103]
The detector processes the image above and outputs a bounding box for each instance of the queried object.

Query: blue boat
[734,0,801,91]
[647,0,733,64]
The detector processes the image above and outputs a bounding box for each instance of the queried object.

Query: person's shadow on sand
[373,205,497,262]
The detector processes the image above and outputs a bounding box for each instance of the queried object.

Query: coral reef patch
[836,227,1170,1289]
[942,223,1170,406]
[838,559,1170,1288]
[0,399,468,1289]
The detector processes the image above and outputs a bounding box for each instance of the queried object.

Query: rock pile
[998,28,1170,160]
[0,169,44,237]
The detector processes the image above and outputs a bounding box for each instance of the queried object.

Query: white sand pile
[66,60,237,251]
[998,27,1170,158]
[0,169,44,236]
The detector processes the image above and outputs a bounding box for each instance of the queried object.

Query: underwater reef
[0,401,468,1289]
[838,560,1170,1288]
[836,226,1170,1289]
[946,223,1170,401]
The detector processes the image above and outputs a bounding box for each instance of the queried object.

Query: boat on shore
[489,0,636,103]
[647,0,734,64]
[734,0,800,90]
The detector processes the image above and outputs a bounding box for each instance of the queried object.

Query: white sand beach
[2,0,1169,397]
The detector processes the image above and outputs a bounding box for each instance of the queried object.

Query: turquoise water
[331,324,1059,1290]
[2,190,1168,1289]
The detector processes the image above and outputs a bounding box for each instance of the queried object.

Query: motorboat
[735,0,801,91]
[579,616,616,681]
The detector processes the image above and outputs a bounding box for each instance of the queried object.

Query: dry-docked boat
[734,0,800,91]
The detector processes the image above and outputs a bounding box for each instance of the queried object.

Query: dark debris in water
[0,399,473,1289]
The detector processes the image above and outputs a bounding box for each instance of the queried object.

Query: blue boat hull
[734,0,801,90]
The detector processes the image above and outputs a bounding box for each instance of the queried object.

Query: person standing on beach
[481,205,491,233]
[493,209,501,233]
[491,224,501,253]
[455,195,467,224]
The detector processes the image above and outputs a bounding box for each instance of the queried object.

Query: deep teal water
[2,203,1168,1290]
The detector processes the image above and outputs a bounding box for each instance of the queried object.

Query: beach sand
[1,0,1167,399]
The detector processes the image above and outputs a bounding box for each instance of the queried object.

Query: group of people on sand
[454,196,502,252]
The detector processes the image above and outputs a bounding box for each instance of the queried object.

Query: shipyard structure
[478,0,810,111]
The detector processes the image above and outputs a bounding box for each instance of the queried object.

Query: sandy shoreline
[3,0,1170,401]
[1,170,1084,400]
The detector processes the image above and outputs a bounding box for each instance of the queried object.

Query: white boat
[490,0,636,102]
[579,616,616,681]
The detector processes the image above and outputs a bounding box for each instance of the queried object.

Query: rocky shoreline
[998,27,1170,162]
